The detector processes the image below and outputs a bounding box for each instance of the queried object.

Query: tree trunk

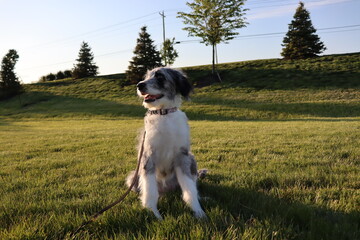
[212,44,215,75]
[211,44,222,82]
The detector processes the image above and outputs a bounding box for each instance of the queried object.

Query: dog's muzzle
[137,82,147,92]
[137,82,164,103]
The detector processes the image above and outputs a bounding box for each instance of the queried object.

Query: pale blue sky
[1,0,359,83]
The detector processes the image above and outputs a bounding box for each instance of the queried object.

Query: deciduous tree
[178,0,247,80]
[161,38,179,66]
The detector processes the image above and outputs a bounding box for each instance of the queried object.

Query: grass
[185,52,360,89]
[1,120,359,239]
[0,53,359,239]
[1,53,359,120]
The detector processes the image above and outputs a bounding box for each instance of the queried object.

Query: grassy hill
[1,53,360,120]
[0,53,359,239]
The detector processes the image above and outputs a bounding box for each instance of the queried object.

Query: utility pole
[159,11,166,65]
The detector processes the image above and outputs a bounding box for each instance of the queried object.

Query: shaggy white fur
[126,67,206,219]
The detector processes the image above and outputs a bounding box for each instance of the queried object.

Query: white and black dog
[126,67,206,219]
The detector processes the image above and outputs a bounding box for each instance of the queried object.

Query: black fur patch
[155,71,166,89]
[168,69,192,99]
[180,147,189,155]
[143,157,155,174]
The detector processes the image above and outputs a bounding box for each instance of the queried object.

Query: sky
[1,0,359,84]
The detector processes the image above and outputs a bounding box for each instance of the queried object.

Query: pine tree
[161,38,179,66]
[126,26,162,84]
[281,2,326,59]
[0,49,22,100]
[72,41,98,79]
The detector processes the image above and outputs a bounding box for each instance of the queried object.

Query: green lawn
[0,53,359,239]
[0,119,359,239]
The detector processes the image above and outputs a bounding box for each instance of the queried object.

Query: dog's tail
[126,171,140,192]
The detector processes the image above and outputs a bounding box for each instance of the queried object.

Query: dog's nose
[137,82,146,92]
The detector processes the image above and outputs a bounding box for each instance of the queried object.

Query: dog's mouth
[141,92,164,103]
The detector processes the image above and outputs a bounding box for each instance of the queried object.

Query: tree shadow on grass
[185,97,360,121]
[2,91,145,119]
[185,55,360,90]
[4,90,359,121]
[183,59,360,121]
[196,175,359,240]
[219,68,360,90]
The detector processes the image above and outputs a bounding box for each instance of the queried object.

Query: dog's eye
[155,72,164,79]
[155,72,165,87]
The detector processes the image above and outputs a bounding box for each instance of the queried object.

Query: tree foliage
[0,49,22,100]
[161,38,179,66]
[56,71,65,80]
[178,0,247,76]
[281,2,326,59]
[72,41,98,79]
[126,26,162,84]
[39,70,72,82]
[63,70,72,78]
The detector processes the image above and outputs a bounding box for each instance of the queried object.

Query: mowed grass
[0,119,359,239]
[0,53,359,239]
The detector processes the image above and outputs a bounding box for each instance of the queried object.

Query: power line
[249,0,292,3]
[19,1,355,52]
[19,60,75,71]
[22,24,359,71]
[175,24,360,43]
[317,24,360,31]
[19,22,359,72]
[96,49,133,58]
[21,12,160,51]
[19,48,133,71]
[248,0,357,9]
[235,24,360,39]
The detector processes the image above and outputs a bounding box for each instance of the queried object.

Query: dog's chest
[144,111,190,165]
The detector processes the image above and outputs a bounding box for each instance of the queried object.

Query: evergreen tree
[72,41,98,79]
[178,0,247,79]
[161,38,179,66]
[56,71,65,80]
[63,70,72,78]
[281,1,326,59]
[126,26,162,84]
[0,49,22,100]
[46,73,56,81]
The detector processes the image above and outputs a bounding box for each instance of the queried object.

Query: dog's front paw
[146,207,163,220]
[194,209,207,219]
[153,210,163,220]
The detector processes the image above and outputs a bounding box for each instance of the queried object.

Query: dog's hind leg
[139,172,162,220]
[197,169,208,179]
[175,167,206,218]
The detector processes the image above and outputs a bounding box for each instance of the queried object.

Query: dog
[126,67,206,219]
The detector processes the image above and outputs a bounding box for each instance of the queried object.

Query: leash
[70,131,146,238]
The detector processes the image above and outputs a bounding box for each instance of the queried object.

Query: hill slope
[1,53,359,120]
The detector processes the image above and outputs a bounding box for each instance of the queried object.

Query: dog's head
[136,67,192,109]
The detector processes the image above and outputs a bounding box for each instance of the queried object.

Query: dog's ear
[172,70,192,100]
